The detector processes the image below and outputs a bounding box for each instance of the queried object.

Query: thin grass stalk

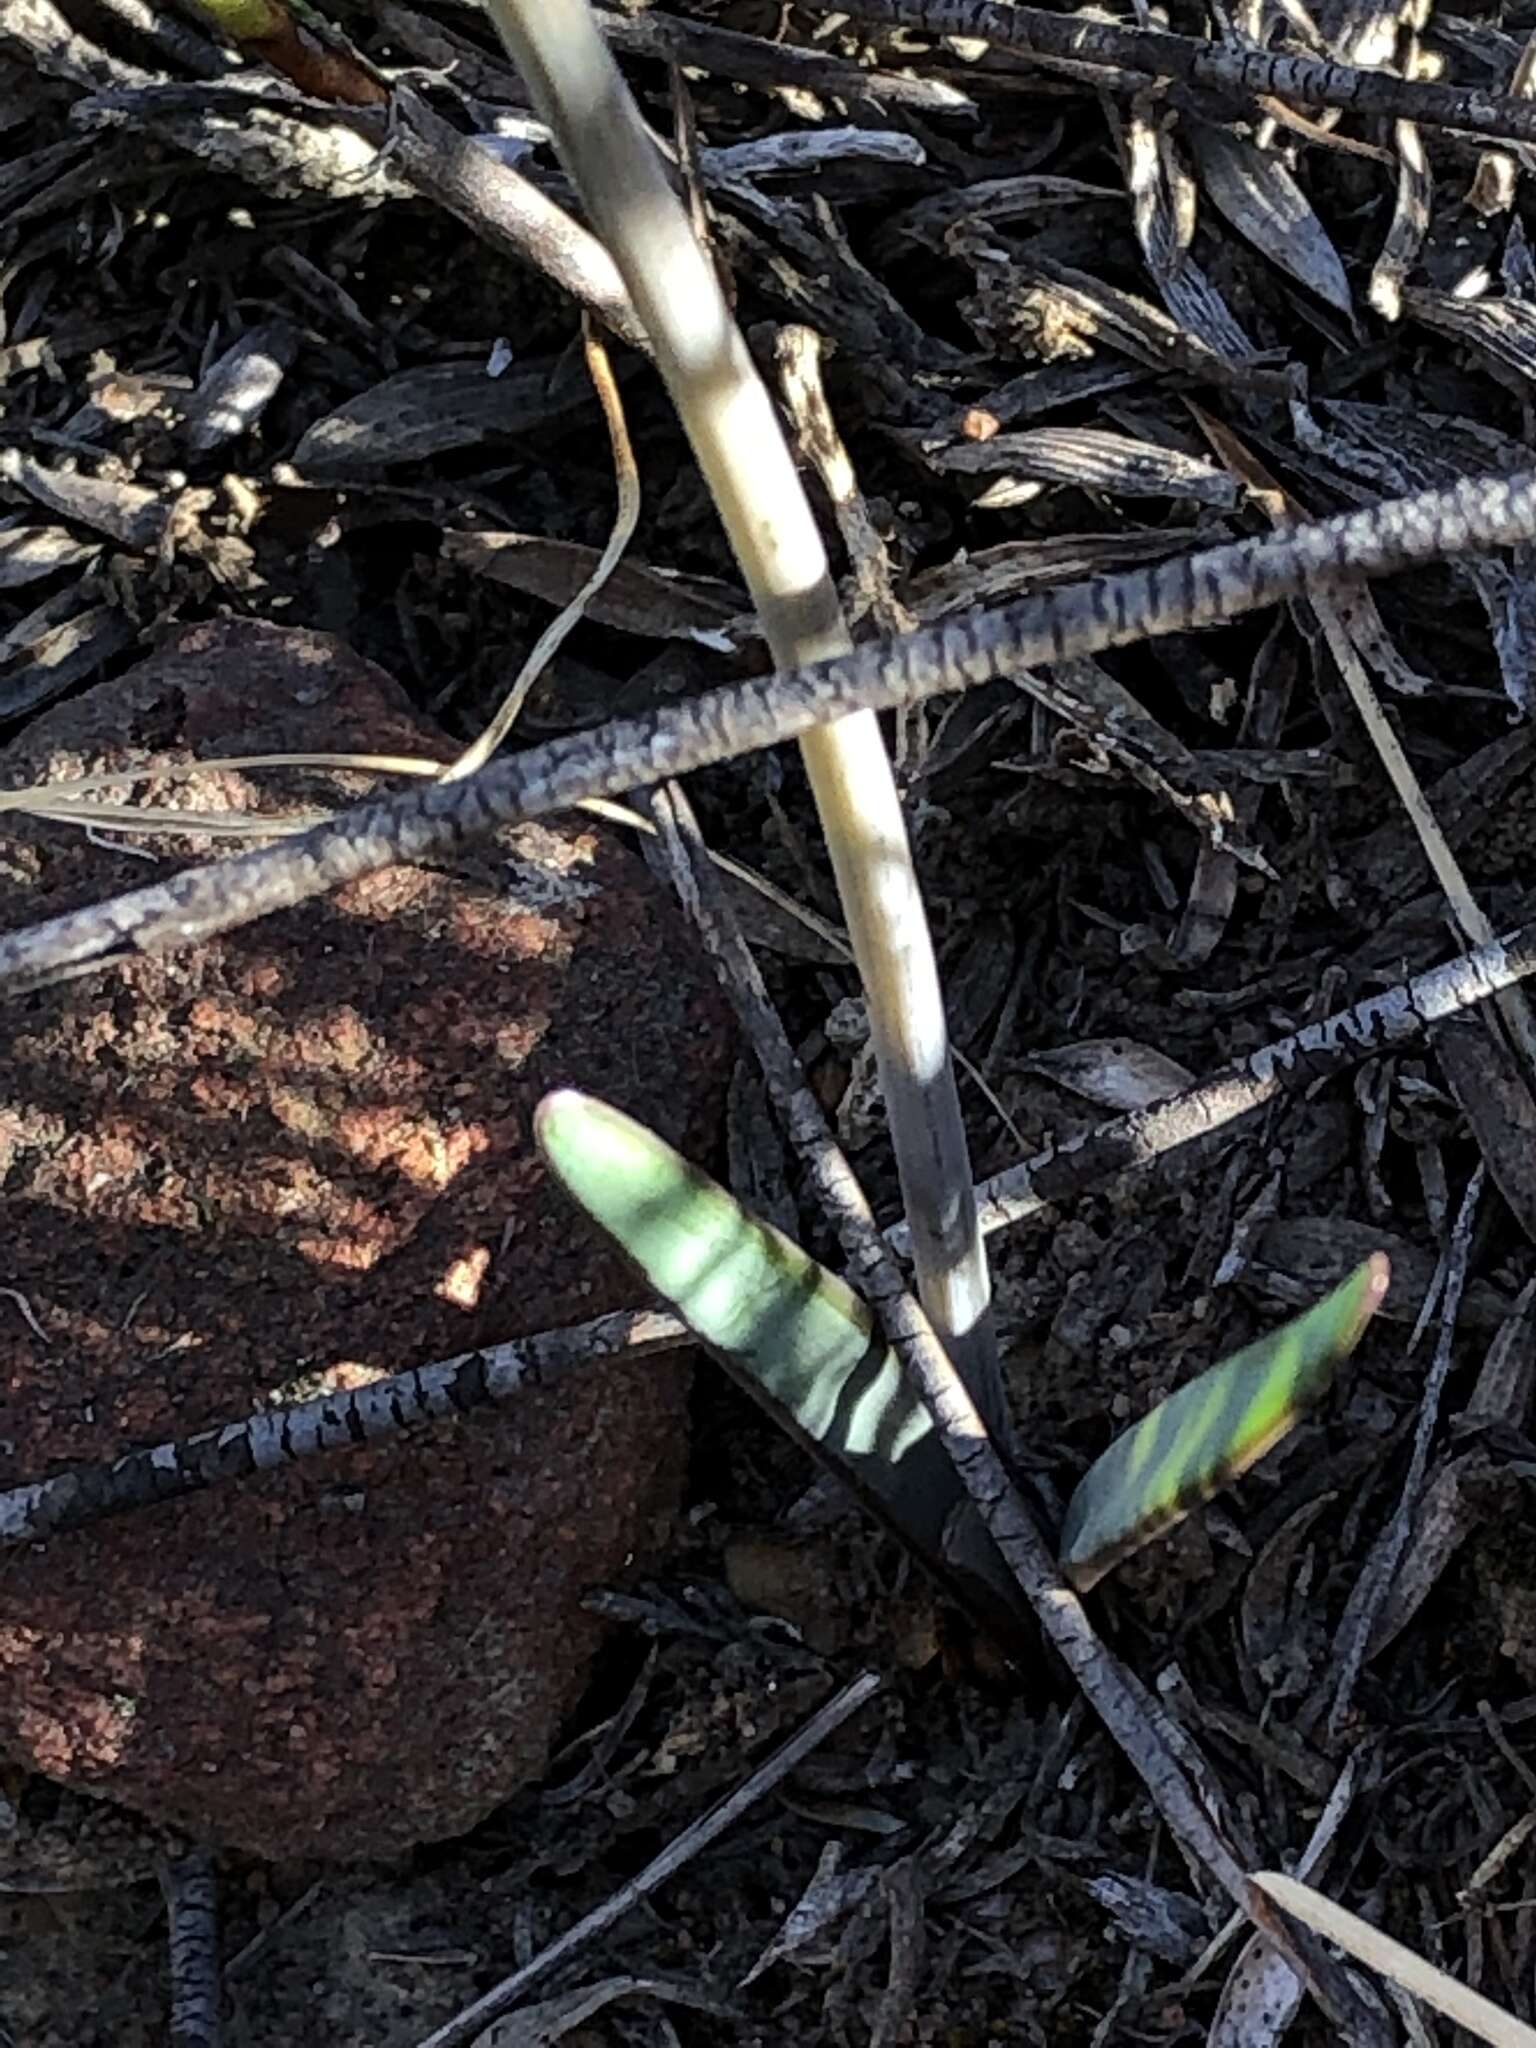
[482,0,1004,1429]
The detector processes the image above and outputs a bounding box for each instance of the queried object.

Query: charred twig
[414,1670,884,2048]
[0,1309,684,1548]
[634,783,1381,2043]
[0,1,651,353]
[1,470,1535,994]
[381,88,650,354]
[824,0,1536,146]
[921,917,1536,1244]
[595,4,976,114]
[9,916,1533,1549]
[69,82,652,353]
[160,1848,222,2048]
[644,774,1029,1579]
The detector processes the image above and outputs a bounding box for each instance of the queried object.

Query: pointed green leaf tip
[1059,1254,1390,1592]
[534,1088,1028,1632]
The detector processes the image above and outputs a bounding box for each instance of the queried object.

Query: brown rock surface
[0,620,730,1860]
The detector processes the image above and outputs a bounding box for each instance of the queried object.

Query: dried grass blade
[443,535,747,648]
[291,356,595,479]
[1406,287,1536,387]
[1120,99,1256,360]
[1194,407,1536,1198]
[444,326,639,782]
[935,426,1239,507]
[0,525,99,589]
[1251,1872,1536,2047]
[1369,112,1431,321]
[1317,607,1536,1186]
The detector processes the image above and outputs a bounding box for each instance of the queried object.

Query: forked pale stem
[483,0,1005,1429]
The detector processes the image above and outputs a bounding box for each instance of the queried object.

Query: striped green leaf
[1059,1255,1390,1591]
[534,1088,1028,1634]
[537,1089,1388,1622]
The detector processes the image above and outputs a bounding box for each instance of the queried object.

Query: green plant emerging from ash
[536,1089,1389,1612]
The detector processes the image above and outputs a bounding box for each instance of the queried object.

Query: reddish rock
[0,620,730,1860]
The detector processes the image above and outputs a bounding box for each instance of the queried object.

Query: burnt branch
[943,918,1536,1240]
[12,919,1532,1549]
[829,0,1536,144]
[0,1308,684,1548]
[160,1849,222,2048]
[0,471,1533,994]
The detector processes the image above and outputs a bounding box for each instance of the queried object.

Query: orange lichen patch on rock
[495,1011,550,1068]
[266,1084,331,1144]
[184,993,270,1051]
[0,1624,148,1774]
[293,1229,395,1274]
[13,1693,143,1777]
[0,1101,69,1176]
[49,1122,150,1205]
[284,1006,377,1076]
[445,891,566,965]
[0,619,731,1860]
[332,864,444,924]
[436,1246,492,1311]
[331,1105,488,1190]
[236,958,290,1003]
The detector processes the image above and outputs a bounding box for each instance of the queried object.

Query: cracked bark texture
[831,0,1536,145]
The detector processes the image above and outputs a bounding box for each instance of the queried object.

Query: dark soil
[0,3,1534,2044]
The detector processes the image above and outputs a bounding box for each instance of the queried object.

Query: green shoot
[534,1088,1027,1633]
[1253,1871,1536,2047]
[537,1089,1388,1619]
[1061,1256,1390,1590]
